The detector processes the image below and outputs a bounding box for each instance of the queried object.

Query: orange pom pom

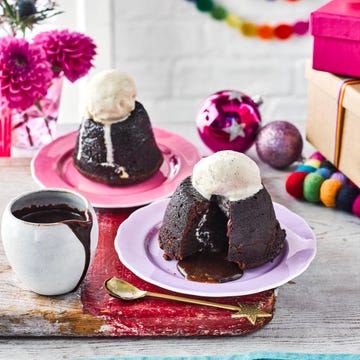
[257,24,274,40]
[320,179,343,207]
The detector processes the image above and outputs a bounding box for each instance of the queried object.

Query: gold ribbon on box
[334,79,360,168]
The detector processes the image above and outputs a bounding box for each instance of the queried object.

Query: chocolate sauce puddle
[177,251,243,283]
[13,204,93,292]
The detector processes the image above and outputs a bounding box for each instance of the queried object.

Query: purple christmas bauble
[255,120,303,169]
[196,90,262,153]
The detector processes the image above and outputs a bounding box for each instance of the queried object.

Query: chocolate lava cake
[158,151,286,274]
[72,69,163,186]
[73,101,163,186]
[159,176,228,260]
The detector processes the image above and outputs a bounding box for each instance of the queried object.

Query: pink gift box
[311,0,360,78]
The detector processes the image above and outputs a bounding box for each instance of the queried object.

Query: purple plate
[115,198,317,297]
[31,128,200,208]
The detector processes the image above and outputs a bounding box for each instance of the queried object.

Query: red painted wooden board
[80,208,276,336]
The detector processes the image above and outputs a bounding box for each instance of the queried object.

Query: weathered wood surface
[0,141,360,358]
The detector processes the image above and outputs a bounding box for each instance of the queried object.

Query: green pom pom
[211,5,227,20]
[303,173,324,203]
[196,0,214,12]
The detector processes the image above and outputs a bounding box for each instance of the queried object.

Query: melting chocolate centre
[177,250,243,283]
[13,204,93,292]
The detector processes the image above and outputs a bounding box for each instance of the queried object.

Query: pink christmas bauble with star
[196,90,262,153]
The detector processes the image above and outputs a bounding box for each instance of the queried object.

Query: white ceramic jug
[1,188,98,296]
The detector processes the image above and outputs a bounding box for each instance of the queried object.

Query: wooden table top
[0,124,359,359]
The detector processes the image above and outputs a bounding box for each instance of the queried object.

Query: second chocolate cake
[158,151,286,281]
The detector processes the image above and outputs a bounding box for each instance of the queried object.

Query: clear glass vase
[11,76,63,150]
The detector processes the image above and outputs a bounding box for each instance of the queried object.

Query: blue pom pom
[336,185,360,212]
[315,167,332,179]
[295,165,316,173]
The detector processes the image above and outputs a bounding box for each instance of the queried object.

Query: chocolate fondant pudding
[13,204,93,292]
[72,69,163,186]
[159,151,286,283]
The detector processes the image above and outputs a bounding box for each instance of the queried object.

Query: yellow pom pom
[240,22,258,37]
[226,13,243,28]
[304,159,321,168]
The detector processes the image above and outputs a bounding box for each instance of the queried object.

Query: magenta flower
[33,29,96,82]
[0,36,53,111]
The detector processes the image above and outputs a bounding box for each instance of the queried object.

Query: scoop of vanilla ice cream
[191,150,263,201]
[85,69,136,123]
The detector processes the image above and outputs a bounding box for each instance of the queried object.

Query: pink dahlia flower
[33,29,96,82]
[0,36,53,111]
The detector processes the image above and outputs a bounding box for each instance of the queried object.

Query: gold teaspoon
[104,277,272,325]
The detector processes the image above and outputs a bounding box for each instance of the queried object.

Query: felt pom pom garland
[185,0,309,41]
[285,152,360,217]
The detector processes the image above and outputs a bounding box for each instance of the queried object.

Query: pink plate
[31,129,201,208]
[115,198,317,297]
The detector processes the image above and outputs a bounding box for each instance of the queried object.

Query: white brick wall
[112,0,328,133]
[56,0,328,139]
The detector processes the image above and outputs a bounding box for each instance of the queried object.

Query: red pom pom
[285,171,307,199]
[274,24,293,40]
